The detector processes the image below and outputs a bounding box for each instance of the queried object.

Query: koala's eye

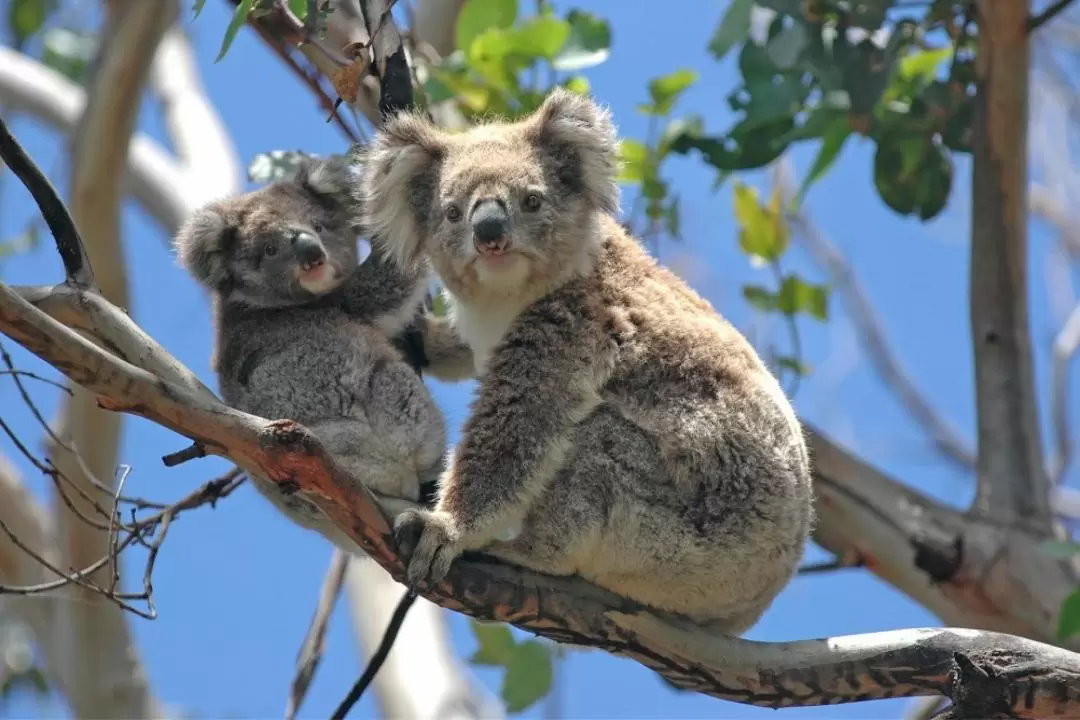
[445,204,463,222]
[522,193,543,212]
[312,221,324,233]
[263,243,278,257]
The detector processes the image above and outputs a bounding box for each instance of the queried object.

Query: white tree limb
[45,2,175,716]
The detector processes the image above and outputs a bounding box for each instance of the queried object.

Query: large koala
[357,89,814,635]
[174,155,473,554]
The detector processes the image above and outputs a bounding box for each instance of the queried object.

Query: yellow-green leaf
[456,0,517,54]
[511,15,570,60]
[617,139,649,184]
[898,46,951,83]
[733,181,783,262]
[646,69,697,115]
[561,75,591,96]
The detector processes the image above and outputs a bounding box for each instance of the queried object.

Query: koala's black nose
[292,231,326,267]
[471,200,510,253]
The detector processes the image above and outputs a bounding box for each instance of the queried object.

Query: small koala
[357,89,814,635]
[173,155,473,554]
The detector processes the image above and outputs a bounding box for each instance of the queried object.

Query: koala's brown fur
[356,89,814,634]
[174,155,473,554]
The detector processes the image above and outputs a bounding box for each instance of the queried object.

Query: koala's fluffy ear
[356,112,447,270]
[173,206,236,290]
[527,87,620,216]
[296,154,362,218]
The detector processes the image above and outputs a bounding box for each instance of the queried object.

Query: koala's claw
[393,507,426,560]
[393,509,462,587]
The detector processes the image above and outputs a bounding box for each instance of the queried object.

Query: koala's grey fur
[174,155,473,553]
[357,89,814,635]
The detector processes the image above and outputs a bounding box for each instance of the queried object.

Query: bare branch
[969,0,1053,532]
[0,114,94,288]
[783,206,976,472]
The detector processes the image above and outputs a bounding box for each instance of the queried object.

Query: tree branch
[970,0,1053,532]
[46,1,175,716]
[0,114,94,288]
[2,271,1080,713]
[3,110,1080,710]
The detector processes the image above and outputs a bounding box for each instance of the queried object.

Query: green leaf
[40,27,96,84]
[560,74,591,96]
[616,139,649,184]
[793,117,851,208]
[708,0,754,61]
[777,276,829,320]
[469,620,516,666]
[645,69,697,116]
[776,356,811,375]
[431,292,450,318]
[743,285,779,312]
[1058,586,1080,641]
[247,150,315,184]
[552,9,610,71]
[511,15,570,60]
[466,27,520,91]
[764,22,806,70]
[216,0,253,62]
[873,130,953,221]
[288,0,307,20]
[733,181,787,262]
[8,0,53,49]
[192,0,207,18]
[500,640,553,713]
[1041,540,1080,559]
[898,46,951,83]
[456,0,517,54]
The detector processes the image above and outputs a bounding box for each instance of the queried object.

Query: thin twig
[331,589,418,719]
[286,548,350,720]
[1030,0,1078,31]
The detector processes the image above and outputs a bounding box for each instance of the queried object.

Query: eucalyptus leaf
[708,0,754,61]
[456,0,517,54]
[500,640,553,713]
[469,620,516,666]
[552,9,610,71]
[216,0,254,62]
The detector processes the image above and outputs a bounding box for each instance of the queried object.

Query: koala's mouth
[296,262,339,293]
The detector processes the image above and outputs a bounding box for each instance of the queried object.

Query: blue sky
[1,0,1076,717]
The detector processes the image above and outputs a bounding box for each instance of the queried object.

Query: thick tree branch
[46,2,175,717]
[2,272,1080,713]
[970,0,1053,532]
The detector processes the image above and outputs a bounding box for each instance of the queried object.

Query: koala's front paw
[393,508,463,587]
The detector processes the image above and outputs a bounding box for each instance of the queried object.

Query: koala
[173,155,474,554]
[356,88,814,635]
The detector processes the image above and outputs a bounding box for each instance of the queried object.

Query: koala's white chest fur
[446,291,523,374]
